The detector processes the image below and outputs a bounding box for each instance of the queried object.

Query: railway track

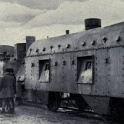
[22,101,113,123]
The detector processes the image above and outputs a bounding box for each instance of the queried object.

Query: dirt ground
[0,105,115,124]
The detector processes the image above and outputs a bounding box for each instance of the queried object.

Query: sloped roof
[27,22,124,56]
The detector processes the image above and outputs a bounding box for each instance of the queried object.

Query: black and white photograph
[0,0,124,124]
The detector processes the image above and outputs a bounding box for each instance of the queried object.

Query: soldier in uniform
[0,68,16,114]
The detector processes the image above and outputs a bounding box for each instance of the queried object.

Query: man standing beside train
[0,68,16,114]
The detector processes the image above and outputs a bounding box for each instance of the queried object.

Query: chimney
[66,30,70,35]
[85,18,101,30]
[26,36,35,52]
[14,43,26,60]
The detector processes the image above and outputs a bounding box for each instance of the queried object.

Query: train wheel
[74,94,90,111]
[47,92,61,112]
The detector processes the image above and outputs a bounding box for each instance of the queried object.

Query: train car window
[39,60,50,82]
[77,56,93,84]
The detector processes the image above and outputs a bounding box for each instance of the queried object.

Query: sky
[0,0,124,46]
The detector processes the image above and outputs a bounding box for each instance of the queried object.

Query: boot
[9,108,15,114]
[1,108,5,114]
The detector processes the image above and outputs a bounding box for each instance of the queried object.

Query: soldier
[0,68,16,114]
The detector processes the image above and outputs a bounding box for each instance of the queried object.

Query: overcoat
[0,72,16,98]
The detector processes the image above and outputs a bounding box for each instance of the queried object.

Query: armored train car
[24,18,124,117]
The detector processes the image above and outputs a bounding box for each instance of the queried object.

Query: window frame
[77,56,94,84]
[39,59,50,83]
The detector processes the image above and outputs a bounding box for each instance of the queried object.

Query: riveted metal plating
[36,49,39,53]
[30,48,32,51]
[71,60,75,65]
[116,36,121,42]
[58,44,61,48]
[31,63,35,67]
[55,61,58,66]
[102,36,107,43]
[81,42,86,46]
[50,46,53,49]
[91,40,96,45]
[66,44,71,48]
[105,58,110,64]
[63,60,66,65]
[42,47,46,51]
